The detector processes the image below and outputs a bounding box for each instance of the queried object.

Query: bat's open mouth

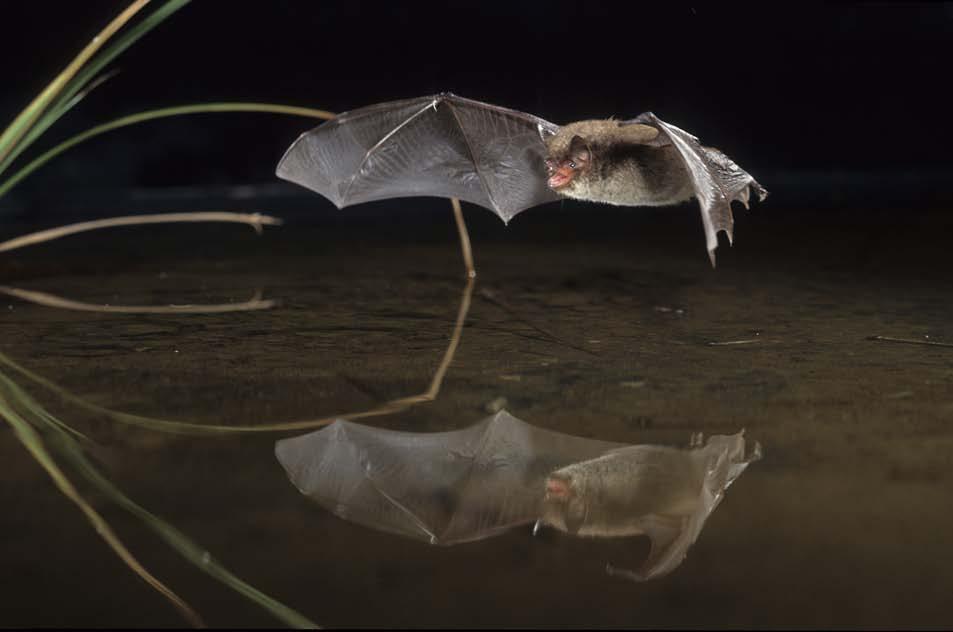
[547,171,573,190]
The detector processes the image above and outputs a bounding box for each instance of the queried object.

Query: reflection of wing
[275,411,760,580]
[624,113,769,266]
[274,411,622,545]
[276,93,561,223]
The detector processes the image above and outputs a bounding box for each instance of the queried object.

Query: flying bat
[276,93,768,266]
[275,410,761,581]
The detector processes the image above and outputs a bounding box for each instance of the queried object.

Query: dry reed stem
[0,273,474,434]
[0,286,276,314]
[0,211,281,253]
[451,198,476,278]
[868,335,953,348]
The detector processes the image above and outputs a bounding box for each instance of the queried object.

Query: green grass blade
[0,0,153,171]
[49,0,191,121]
[2,0,191,175]
[0,102,333,200]
[0,349,340,435]
[0,0,191,178]
[11,71,121,168]
[0,377,205,627]
[0,371,318,628]
[13,70,122,161]
[69,455,319,629]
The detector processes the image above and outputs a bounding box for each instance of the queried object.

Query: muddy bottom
[0,201,951,628]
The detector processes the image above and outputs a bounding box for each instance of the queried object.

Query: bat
[276,93,768,266]
[275,410,761,581]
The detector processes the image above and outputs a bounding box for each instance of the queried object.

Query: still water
[1,202,951,627]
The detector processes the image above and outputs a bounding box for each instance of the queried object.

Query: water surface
[1,201,951,627]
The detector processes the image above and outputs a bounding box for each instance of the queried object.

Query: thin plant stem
[0,211,281,253]
[0,384,204,627]
[867,335,953,348]
[0,212,283,314]
[0,93,480,425]
[391,274,473,403]
[0,286,276,314]
[451,198,476,278]
[0,0,192,176]
[0,103,333,198]
[0,372,318,628]
[0,274,474,436]
[0,0,152,168]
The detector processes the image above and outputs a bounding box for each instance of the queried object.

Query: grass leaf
[0,374,205,627]
[0,0,191,178]
[0,102,332,200]
[0,370,318,628]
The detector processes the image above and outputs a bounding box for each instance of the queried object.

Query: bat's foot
[605,562,648,582]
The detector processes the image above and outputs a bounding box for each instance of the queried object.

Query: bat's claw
[737,187,751,210]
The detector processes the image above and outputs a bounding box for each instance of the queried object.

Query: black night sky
[0,2,950,212]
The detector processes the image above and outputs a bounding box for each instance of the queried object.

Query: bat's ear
[569,135,591,161]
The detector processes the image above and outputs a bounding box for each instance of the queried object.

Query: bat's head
[544,473,575,501]
[544,134,592,192]
[540,468,588,535]
[541,448,703,538]
[544,119,637,198]
[540,471,580,533]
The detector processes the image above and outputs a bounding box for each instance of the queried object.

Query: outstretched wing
[274,411,622,545]
[624,113,769,266]
[276,93,562,223]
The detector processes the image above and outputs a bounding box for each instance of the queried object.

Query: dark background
[3,5,953,630]
[0,1,949,213]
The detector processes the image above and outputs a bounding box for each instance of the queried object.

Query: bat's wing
[275,411,622,545]
[623,113,769,266]
[276,93,562,223]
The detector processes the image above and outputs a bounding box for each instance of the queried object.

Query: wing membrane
[274,411,622,545]
[276,93,561,222]
[625,113,769,266]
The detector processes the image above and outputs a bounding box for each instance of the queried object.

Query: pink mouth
[545,478,571,499]
[547,171,572,189]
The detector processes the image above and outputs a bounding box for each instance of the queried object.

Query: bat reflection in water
[276,93,768,266]
[275,411,761,581]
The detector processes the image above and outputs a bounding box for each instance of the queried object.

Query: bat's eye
[568,161,577,169]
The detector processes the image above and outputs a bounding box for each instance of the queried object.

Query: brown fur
[539,445,703,537]
[546,119,695,207]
